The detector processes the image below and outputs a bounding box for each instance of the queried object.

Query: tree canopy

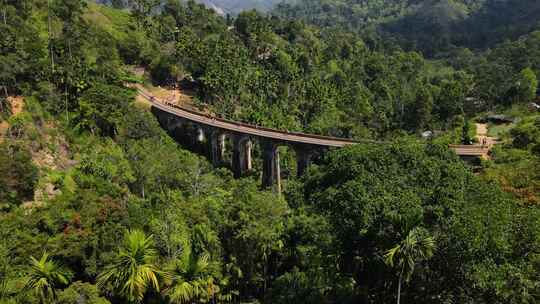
[0,0,538,303]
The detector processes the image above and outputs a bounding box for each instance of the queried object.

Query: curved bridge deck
[138,87,487,161]
[138,89,358,147]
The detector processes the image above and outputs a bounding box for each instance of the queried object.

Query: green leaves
[77,139,135,187]
[24,252,73,303]
[297,139,533,302]
[1,1,539,304]
[0,143,38,206]
[75,83,135,137]
[384,227,436,283]
[165,249,218,303]
[97,230,160,303]
[514,68,538,104]
[57,281,111,304]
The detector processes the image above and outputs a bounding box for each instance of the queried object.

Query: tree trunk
[64,86,69,123]
[141,183,145,199]
[68,37,72,60]
[47,0,55,74]
[0,88,4,113]
[397,269,403,304]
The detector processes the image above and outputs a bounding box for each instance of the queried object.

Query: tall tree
[24,252,72,304]
[515,67,538,103]
[411,87,433,131]
[384,227,436,304]
[97,230,160,303]
[164,248,219,304]
[131,0,160,29]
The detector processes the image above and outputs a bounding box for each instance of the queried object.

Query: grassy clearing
[484,147,540,205]
[84,2,133,41]
[487,123,513,138]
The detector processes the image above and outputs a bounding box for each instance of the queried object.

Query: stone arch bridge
[139,89,482,188]
[139,89,360,189]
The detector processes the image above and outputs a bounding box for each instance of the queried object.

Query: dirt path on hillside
[146,85,195,108]
[475,123,497,147]
[132,83,205,113]
[127,66,200,111]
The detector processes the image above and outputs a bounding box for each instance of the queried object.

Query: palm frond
[97,229,160,303]
[24,252,72,302]
[384,227,436,283]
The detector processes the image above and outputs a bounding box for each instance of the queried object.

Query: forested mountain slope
[196,0,282,14]
[0,1,539,303]
[274,0,540,56]
[96,0,282,14]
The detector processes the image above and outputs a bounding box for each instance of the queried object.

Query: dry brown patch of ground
[0,121,8,143]
[0,97,77,209]
[24,126,76,210]
[31,122,77,171]
[146,85,197,108]
[10,96,24,115]
[135,93,153,108]
[133,83,211,114]
[126,66,201,111]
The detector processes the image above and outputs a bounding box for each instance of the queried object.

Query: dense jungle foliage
[0,0,539,303]
[274,0,540,56]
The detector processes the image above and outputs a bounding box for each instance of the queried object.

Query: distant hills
[94,0,284,15]
[94,0,540,53]
[196,0,282,15]
[274,0,540,56]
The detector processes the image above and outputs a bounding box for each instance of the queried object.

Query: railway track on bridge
[136,86,491,161]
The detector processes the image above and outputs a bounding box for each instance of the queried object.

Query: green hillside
[96,0,283,14]
[0,1,539,304]
[274,0,540,56]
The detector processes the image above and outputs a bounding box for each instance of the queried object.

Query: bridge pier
[219,133,226,162]
[209,130,226,166]
[196,127,205,142]
[246,139,252,171]
[150,105,356,192]
[261,140,280,190]
[295,146,312,177]
[232,135,252,178]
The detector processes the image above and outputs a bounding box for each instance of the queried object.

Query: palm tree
[24,252,72,304]
[164,245,219,304]
[97,229,160,303]
[384,227,436,304]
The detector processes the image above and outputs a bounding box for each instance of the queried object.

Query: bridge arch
[143,88,358,189]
